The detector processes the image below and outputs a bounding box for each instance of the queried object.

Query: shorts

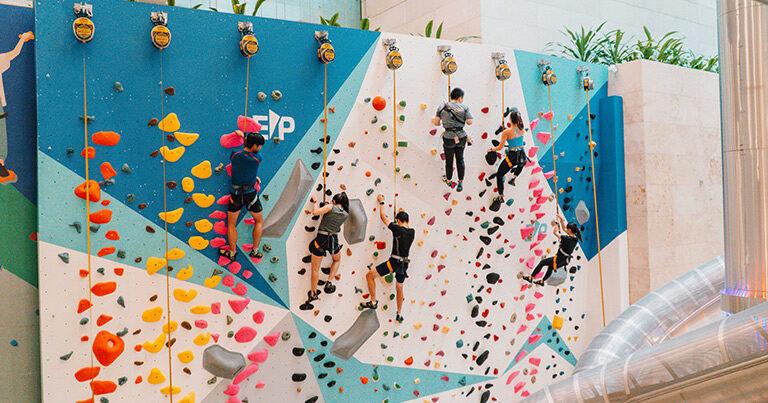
[375,258,409,284]
[227,191,263,213]
[309,233,342,257]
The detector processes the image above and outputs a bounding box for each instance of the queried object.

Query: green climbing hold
[227,330,234,338]
[384,273,394,283]
[403,173,411,180]
[100,397,108,403]
[398,115,405,122]
[480,221,490,229]
[116,250,125,259]
[207,376,218,385]
[117,296,125,308]
[495,247,505,254]
[116,327,128,337]
[113,82,124,92]
[60,351,74,361]
[465,294,473,303]
[458,376,467,386]
[270,256,279,263]
[506,199,514,206]
[80,317,89,325]
[96,267,105,275]
[118,376,128,386]
[268,273,277,283]
[364,97,371,103]
[397,140,407,147]
[281,331,291,341]
[382,142,389,149]
[456,339,464,348]
[374,178,381,186]
[371,116,378,124]
[366,188,374,196]
[386,356,394,362]
[380,125,387,131]
[399,100,406,108]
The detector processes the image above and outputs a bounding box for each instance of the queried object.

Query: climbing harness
[74,4,96,402]
[315,31,333,202]
[151,11,175,401]
[239,22,257,120]
[384,39,402,213]
[579,65,607,326]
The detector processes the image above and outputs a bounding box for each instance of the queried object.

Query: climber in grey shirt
[432,87,473,192]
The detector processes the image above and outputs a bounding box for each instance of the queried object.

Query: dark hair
[245,132,265,149]
[395,211,409,223]
[450,87,464,101]
[332,192,350,213]
[566,222,582,241]
[509,109,524,131]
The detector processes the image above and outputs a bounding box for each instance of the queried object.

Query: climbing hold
[263,332,280,347]
[164,87,176,96]
[536,131,551,144]
[194,219,212,233]
[181,177,194,193]
[372,96,386,111]
[113,82,124,92]
[203,344,246,378]
[75,366,101,382]
[160,385,181,396]
[89,209,113,224]
[192,193,215,208]
[176,265,194,280]
[159,145,186,162]
[234,326,258,343]
[142,306,164,322]
[121,163,132,174]
[148,367,166,385]
[92,330,125,366]
[146,257,167,275]
[178,350,194,364]
[158,207,184,224]
[188,236,209,250]
[92,131,121,146]
[90,380,117,395]
[166,248,185,260]
[58,252,70,263]
[271,90,282,101]
[204,275,221,288]
[575,200,590,225]
[91,282,117,297]
[228,299,250,314]
[162,321,178,334]
[143,334,166,353]
[257,91,266,101]
[173,288,198,303]
[158,113,181,132]
[99,162,117,180]
[552,315,564,330]
[81,146,95,159]
[191,161,213,179]
[252,311,265,324]
[74,180,101,202]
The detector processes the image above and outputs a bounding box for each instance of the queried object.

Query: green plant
[456,35,481,42]
[422,20,443,38]
[549,22,607,63]
[320,12,341,27]
[359,18,380,31]
[231,0,247,14]
[598,29,634,65]
[252,0,267,16]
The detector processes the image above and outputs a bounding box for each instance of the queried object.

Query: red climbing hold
[74,180,101,202]
[92,131,121,146]
[404,356,414,366]
[77,299,93,314]
[105,230,120,240]
[89,209,113,224]
[372,96,386,111]
[74,366,101,382]
[90,380,117,395]
[100,162,117,180]
[97,247,115,257]
[91,281,117,297]
[96,314,112,326]
[81,146,96,159]
[92,330,125,367]
[481,106,489,113]
[113,267,124,276]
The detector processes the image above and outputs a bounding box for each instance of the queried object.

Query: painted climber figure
[432,87,473,192]
[360,194,415,323]
[488,107,527,212]
[221,130,265,261]
[0,31,35,184]
[301,192,350,308]
[522,214,582,286]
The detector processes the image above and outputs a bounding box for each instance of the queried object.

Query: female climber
[522,214,581,286]
[359,194,415,323]
[301,192,350,308]
[488,107,527,211]
[432,87,473,192]
[221,131,265,261]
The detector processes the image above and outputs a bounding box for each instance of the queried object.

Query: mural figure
[0,30,34,184]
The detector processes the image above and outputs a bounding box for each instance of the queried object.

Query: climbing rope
[501,79,505,127]
[158,48,175,403]
[244,56,251,118]
[447,74,452,99]
[81,47,96,402]
[545,80,562,286]
[584,86,607,327]
[392,69,398,214]
[322,63,329,203]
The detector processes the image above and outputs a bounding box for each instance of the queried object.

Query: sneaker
[456,181,463,192]
[323,282,336,294]
[249,249,263,259]
[395,313,404,323]
[359,300,378,310]
[307,289,320,302]
[441,175,452,188]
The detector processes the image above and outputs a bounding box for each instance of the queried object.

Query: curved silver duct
[719,0,768,313]
[575,257,725,372]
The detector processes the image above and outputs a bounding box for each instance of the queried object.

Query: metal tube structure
[719,0,768,314]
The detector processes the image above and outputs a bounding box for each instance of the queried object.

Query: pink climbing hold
[525,257,536,269]
[528,334,542,344]
[514,381,526,393]
[529,179,540,189]
[224,383,240,396]
[212,333,220,342]
[233,363,259,385]
[232,282,248,296]
[195,320,208,329]
[226,163,232,177]
[544,170,555,180]
[229,261,242,274]
[427,216,436,226]
[533,188,543,198]
[217,195,231,205]
[218,255,232,266]
[238,115,261,133]
[529,357,542,366]
[220,131,245,148]
[531,166,542,174]
[520,226,535,240]
[214,220,227,235]
[211,302,221,314]
[535,131,551,144]
[529,118,539,131]
[536,196,548,205]
[252,311,265,324]
[226,397,242,403]
[530,204,541,212]
[534,291,544,299]
[527,146,538,158]
[525,303,535,313]
[534,249,543,256]
[525,159,535,167]
[542,110,554,121]
[514,348,527,361]
[228,298,250,314]
[234,326,258,343]
[536,233,547,241]
[209,211,227,220]
[255,381,265,389]
[211,237,227,248]
[506,371,520,385]
[242,270,253,279]
[241,243,254,252]
[243,217,255,225]
[263,331,280,347]
[247,349,268,363]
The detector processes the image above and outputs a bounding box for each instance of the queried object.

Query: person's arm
[376,194,391,227]
[304,200,332,216]
[465,107,474,126]
[432,104,443,126]
[3,32,33,62]
[490,130,509,152]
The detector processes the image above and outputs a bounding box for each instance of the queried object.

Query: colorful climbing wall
[35,1,627,402]
[0,3,40,401]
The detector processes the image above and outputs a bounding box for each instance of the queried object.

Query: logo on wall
[252,110,295,141]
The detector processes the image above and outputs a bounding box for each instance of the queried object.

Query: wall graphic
[36,1,626,402]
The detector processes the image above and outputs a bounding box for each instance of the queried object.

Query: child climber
[522,214,581,286]
[432,87,473,192]
[301,192,350,309]
[360,194,415,323]
[221,130,265,261]
[488,107,527,212]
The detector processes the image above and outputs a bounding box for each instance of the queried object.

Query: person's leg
[496,159,511,198]
[365,268,377,303]
[395,282,404,313]
[443,143,455,181]
[0,108,9,178]
[309,253,323,295]
[455,145,465,182]
[248,196,264,257]
[531,257,553,278]
[226,210,242,256]
[542,258,557,281]
[327,252,341,285]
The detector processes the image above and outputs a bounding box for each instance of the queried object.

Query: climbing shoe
[218,249,237,260]
[395,313,404,323]
[307,289,320,302]
[299,301,314,311]
[441,175,453,188]
[534,280,545,286]
[359,300,378,310]
[0,169,16,185]
[489,196,503,212]
[323,282,336,294]
[508,176,517,186]
[456,181,463,192]
[249,249,264,259]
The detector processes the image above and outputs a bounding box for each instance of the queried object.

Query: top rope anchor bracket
[538,59,557,86]
[238,22,259,57]
[73,2,95,43]
[577,65,594,91]
[150,12,171,50]
[382,38,403,70]
[315,31,335,64]
[492,52,511,81]
[437,45,457,75]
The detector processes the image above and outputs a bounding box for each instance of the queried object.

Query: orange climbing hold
[100,162,117,180]
[372,96,386,111]
[91,281,117,296]
[105,230,120,240]
[77,299,93,314]
[89,209,113,224]
[76,398,94,403]
[74,366,101,382]
[404,356,414,366]
[92,330,125,367]
[74,180,101,202]
[96,314,112,326]
[81,146,96,159]
[90,380,117,395]
[79,269,89,278]
[97,246,115,257]
[113,267,124,276]
[92,131,121,146]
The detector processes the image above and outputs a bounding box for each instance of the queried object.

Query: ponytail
[509,109,525,131]
[333,192,350,213]
[566,222,582,241]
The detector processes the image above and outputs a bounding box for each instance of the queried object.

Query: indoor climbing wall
[36,1,626,402]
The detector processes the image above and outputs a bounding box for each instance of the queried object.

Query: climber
[489,107,527,211]
[221,130,265,261]
[432,87,473,192]
[0,31,34,184]
[359,194,415,323]
[303,192,350,306]
[522,214,581,286]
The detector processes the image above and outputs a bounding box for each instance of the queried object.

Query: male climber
[359,194,415,323]
[0,31,35,184]
[221,130,265,261]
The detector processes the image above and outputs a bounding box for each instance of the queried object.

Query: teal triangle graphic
[505,316,577,373]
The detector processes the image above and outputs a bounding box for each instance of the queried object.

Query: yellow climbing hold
[143,333,166,353]
[146,256,168,275]
[193,332,211,346]
[178,350,194,364]
[192,193,215,208]
[178,391,196,403]
[159,145,185,162]
[166,247,185,260]
[158,207,184,224]
[158,113,181,132]
[203,275,221,288]
[552,314,564,330]
[148,367,166,385]
[181,177,195,192]
[142,306,163,323]
[194,219,212,233]
[190,305,211,314]
[174,131,199,146]
[173,288,198,303]
[162,320,178,334]
[176,265,194,281]
[188,236,209,250]
[160,385,182,396]
[191,160,212,179]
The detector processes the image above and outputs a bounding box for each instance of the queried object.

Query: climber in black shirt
[360,194,415,323]
[523,214,581,286]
